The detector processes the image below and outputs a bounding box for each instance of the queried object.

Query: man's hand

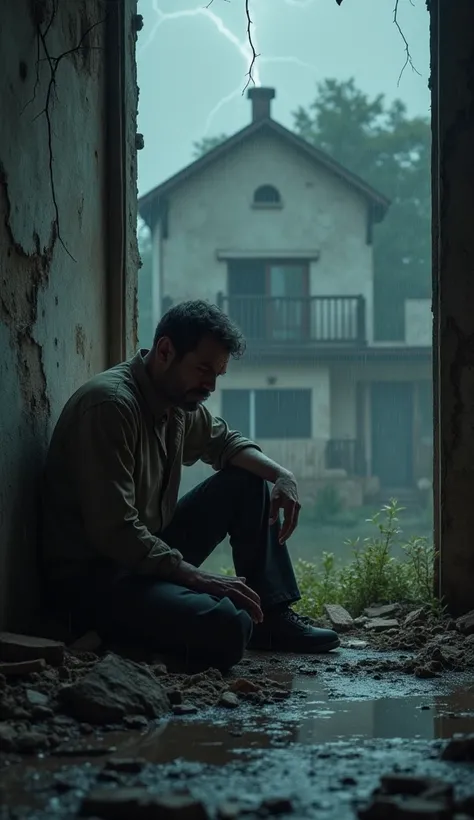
[269,472,301,544]
[170,561,263,623]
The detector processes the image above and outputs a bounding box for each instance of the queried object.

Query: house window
[253,185,282,208]
[221,388,312,439]
[227,259,309,341]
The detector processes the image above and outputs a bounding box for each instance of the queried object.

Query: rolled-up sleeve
[76,401,182,577]
[183,405,260,470]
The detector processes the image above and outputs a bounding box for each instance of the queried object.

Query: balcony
[217,294,366,347]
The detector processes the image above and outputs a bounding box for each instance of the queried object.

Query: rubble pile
[0,631,291,756]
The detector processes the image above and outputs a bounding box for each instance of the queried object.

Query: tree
[193,133,230,159]
[194,79,431,340]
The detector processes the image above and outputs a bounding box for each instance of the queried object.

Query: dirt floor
[1,607,474,819]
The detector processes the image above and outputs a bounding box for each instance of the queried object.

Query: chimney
[247,87,275,122]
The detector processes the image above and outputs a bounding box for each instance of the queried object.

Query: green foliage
[293,499,437,618]
[292,78,431,340]
[193,133,229,159]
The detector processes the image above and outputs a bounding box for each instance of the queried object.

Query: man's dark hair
[153,300,246,359]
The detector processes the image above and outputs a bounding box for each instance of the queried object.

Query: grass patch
[294,500,438,619]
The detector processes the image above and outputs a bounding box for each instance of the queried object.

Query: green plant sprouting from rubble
[292,499,438,619]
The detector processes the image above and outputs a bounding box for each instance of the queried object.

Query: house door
[370,382,414,488]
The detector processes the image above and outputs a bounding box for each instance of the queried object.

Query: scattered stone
[323,604,354,632]
[26,688,49,707]
[105,757,146,773]
[81,788,209,819]
[123,714,148,730]
[217,802,241,819]
[31,705,54,721]
[414,665,439,679]
[229,678,260,694]
[0,658,46,676]
[353,616,369,626]
[167,689,183,705]
[365,618,399,632]
[0,632,64,666]
[69,630,102,652]
[456,610,474,636]
[173,702,198,716]
[380,774,453,801]
[219,691,239,709]
[58,653,170,724]
[15,729,49,753]
[441,734,474,761]
[364,603,400,619]
[359,795,451,819]
[262,796,294,814]
[404,608,426,628]
[152,663,168,676]
[345,639,368,649]
[0,723,16,752]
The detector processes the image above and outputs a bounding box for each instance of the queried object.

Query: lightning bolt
[141,1,319,135]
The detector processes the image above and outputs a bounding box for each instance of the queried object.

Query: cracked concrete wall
[432,0,474,615]
[0,0,137,629]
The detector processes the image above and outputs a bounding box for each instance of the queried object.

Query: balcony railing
[325,438,366,476]
[216,294,366,345]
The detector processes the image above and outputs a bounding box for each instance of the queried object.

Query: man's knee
[204,597,253,667]
[221,465,267,496]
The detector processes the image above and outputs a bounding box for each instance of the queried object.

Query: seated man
[42,300,339,669]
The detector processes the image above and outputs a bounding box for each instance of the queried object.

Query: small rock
[353,616,369,626]
[0,659,46,676]
[105,757,146,773]
[0,724,16,752]
[456,610,474,636]
[0,632,64,666]
[15,729,49,753]
[167,689,183,705]
[359,794,451,818]
[380,774,452,800]
[344,639,368,649]
[81,788,209,819]
[262,796,294,814]
[58,653,170,724]
[364,603,400,619]
[415,665,439,679]
[151,663,167,676]
[365,618,399,632]
[26,689,49,707]
[217,802,241,819]
[12,706,31,720]
[404,608,426,628]
[173,702,198,716]
[31,705,54,721]
[123,715,148,730]
[219,691,239,709]
[441,734,474,761]
[323,604,354,632]
[229,678,260,694]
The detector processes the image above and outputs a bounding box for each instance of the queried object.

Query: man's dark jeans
[53,467,301,669]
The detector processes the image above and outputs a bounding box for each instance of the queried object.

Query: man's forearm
[230,447,292,483]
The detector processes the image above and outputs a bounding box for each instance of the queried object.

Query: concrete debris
[365,618,400,632]
[323,604,354,632]
[25,688,49,707]
[0,631,64,666]
[81,788,209,819]
[344,639,368,649]
[58,653,170,724]
[14,729,50,753]
[0,658,47,676]
[218,691,240,709]
[0,723,16,752]
[173,702,199,715]
[456,610,474,636]
[364,603,400,619]
[404,608,426,628]
[441,733,474,761]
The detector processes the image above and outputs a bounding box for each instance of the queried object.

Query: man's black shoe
[249,607,340,653]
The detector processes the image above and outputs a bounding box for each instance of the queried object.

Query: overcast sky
[136,0,430,197]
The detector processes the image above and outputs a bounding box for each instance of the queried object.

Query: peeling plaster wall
[0,0,137,629]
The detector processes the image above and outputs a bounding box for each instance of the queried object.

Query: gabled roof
[138,117,390,229]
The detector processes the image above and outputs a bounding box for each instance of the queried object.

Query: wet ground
[2,648,474,819]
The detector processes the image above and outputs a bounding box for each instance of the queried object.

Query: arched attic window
[252,184,282,208]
